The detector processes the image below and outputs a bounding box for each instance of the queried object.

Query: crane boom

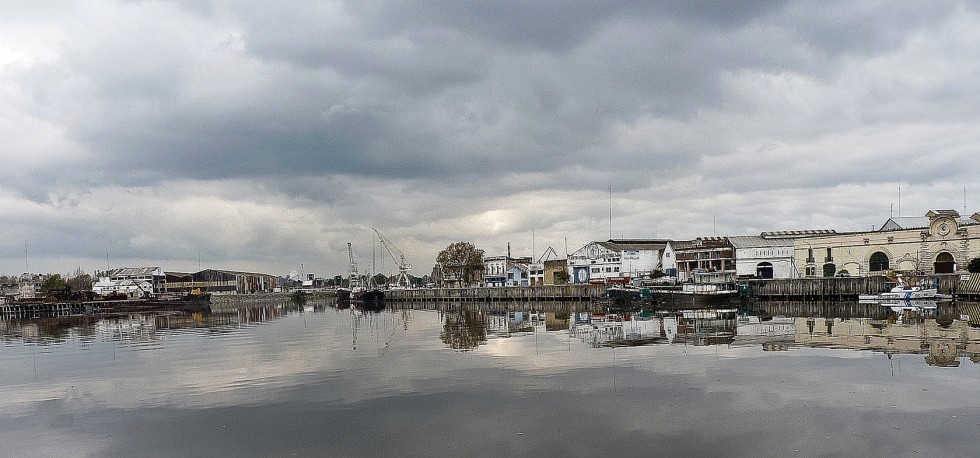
[372,228,413,288]
[347,242,363,289]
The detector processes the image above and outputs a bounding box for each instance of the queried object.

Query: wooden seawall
[745,277,890,300]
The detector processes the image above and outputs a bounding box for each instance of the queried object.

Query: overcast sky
[3,1,980,278]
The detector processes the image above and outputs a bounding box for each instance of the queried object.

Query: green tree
[436,242,485,286]
[968,257,980,273]
[553,269,570,285]
[372,273,388,287]
[41,274,68,297]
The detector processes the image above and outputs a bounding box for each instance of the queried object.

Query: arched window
[869,252,889,272]
[756,262,774,279]
[934,252,955,274]
[823,263,837,277]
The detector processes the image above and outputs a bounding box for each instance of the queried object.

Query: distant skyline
[3,1,980,277]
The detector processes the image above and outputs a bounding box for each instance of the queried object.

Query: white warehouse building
[728,235,797,279]
[567,239,669,284]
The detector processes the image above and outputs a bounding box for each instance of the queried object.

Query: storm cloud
[3,0,980,277]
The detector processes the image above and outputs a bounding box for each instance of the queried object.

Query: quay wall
[745,277,889,300]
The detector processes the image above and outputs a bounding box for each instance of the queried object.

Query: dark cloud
[3,0,980,274]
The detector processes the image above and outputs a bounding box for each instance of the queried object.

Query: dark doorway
[869,252,889,272]
[756,262,774,279]
[823,263,837,277]
[934,252,955,274]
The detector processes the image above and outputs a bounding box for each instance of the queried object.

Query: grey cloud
[4,0,980,274]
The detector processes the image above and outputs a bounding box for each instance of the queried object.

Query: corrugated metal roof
[759,230,837,238]
[111,266,161,276]
[669,240,695,249]
[597,240,668,251]
[728,236,793,248]
[879,217,929,230]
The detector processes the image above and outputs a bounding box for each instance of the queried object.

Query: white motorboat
[858,277,951,301]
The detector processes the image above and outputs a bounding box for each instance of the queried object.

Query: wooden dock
[2,302,86,319]
[744,277,890,301]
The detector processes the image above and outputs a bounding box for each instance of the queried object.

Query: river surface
[2,300,979,457]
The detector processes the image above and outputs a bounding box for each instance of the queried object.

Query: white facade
[567,240,667,284]
[92,278,154,298]
[662,243,677,278]
[483,256,531,287]
[728,236,798,279]
[108,267,166,293]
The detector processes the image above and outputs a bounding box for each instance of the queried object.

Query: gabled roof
[878,217,929,231]
[926,209,960,218]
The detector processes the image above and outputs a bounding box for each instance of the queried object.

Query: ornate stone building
[792,210,980,277]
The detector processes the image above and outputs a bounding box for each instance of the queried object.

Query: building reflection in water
[0,299,330,346]
[4,299,980,367]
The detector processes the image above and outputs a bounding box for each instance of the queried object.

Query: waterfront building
[729,235,795,279]
[792,210,980,277]
[505,264,530,286]
[165,269,279,294]
[670,237,735,282]
[92,278,154,298]
[483,255,531,287]
[567,239,669,284]
[106,267,167,293]
[528,247,567,286]
[16,273,45,299]
[728,231,835,279]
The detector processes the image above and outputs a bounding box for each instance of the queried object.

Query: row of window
[803,251,958,276]
[591,266,620,273]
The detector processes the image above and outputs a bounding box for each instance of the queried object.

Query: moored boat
[858,277,951,302]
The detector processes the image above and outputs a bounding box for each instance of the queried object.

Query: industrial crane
[347,242,364,290]
[372,228,413,288]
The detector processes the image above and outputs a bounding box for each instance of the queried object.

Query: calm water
[2,300,979,457]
